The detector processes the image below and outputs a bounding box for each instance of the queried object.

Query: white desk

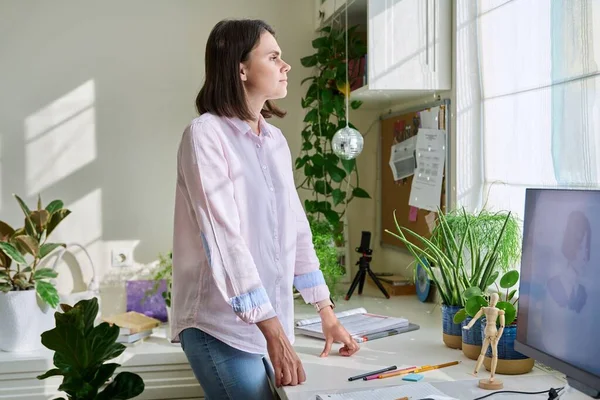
[279,292,592,400]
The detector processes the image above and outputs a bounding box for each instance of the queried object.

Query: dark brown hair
[196,19,286,121]
[562,210,591,262]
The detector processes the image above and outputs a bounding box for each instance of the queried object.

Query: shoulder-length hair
[196,19,286,120]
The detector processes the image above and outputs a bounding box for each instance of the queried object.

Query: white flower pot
[0,290,55,352]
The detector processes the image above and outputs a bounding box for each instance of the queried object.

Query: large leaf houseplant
[385,208,513,349]
[38,297,145,399]
[0,194,71,352]
[296,24,370,232]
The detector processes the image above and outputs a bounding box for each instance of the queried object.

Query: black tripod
[345,232,390,300]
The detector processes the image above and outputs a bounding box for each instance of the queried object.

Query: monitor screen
[516,188,600,397]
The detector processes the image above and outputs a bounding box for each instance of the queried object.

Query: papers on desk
[295,308,418,343]
[315,382,456,400]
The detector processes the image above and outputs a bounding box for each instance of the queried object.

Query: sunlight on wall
[24,80,97,196]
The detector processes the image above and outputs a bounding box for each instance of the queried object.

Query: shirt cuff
[229,287,276,324]
[293,270,331,304]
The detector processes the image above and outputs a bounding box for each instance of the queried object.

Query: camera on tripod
[345,231,390,300]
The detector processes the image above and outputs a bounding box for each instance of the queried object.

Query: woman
[171,19,359,400]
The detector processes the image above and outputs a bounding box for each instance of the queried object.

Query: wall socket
[111,248,133,268]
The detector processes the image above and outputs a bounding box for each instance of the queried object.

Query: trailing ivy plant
[296,25,370,230]
[309,217,345,298]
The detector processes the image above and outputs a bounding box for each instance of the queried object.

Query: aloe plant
[0,194,71,308]
[385,208,513,307]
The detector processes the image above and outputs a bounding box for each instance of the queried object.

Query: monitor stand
[566,378,600,399]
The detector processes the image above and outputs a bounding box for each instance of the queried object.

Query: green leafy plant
[309,217,345,297]
[385,208,513,307]
[453,270,520,325]
[440,209,521,273]
[144,250,172,308]
[296,24,370,229]
[0,194,71,308]
[37,297,145,399]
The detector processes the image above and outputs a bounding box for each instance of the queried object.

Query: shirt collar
[226,114,272,138]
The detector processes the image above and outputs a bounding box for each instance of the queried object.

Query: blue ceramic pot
[461,316,483,360]
[441,304,462,349]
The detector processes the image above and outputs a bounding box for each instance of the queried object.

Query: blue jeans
[180,328,275,400]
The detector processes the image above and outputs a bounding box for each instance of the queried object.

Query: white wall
[0,0,315,315]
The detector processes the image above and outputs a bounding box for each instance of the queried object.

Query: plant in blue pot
[386,208,513,349]
[456,270,534,375]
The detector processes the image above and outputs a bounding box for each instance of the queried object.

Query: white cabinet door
[368,0,450,91]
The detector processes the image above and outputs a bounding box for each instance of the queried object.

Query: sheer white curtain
[457,0,600,218]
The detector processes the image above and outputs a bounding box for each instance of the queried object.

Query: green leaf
[352,187,370,198]
[311,36,329,49]
[485,271,500,287]
[90,363,120,389]
[37,368,64,380]
[96,372,145,400]
[463,286,482,300]
[46,209,71,237]
[0,282,12,292]
[30,209,50,231]
[500,270,519,289]
[45,199,64,214]
[350,100,363,109]
[453,308,467,324]
[508,289,517,301]
[325,163,346,183]
[295,155,309,170]
[0,242,27,265]
[36,280,60,308]
[303,108,318,123]
[0,221,15,241]
[340,158,355,173]
[300,76,315,85]
[332,189,346,206]
[13,194,31,216]
[324,210,340,226]
[465,295,488,317]
[300,55,317,68]
[302,141,313,151]
[13,235,39,257]
[40,243,65,259]
[34,268,58,280]
[311,154,325,167]
[496,301,516,325]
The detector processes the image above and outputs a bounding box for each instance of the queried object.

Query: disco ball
[331,126,364,160]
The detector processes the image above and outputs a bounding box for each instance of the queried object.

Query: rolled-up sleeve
[179,121,276,324]
[289,177,331,304]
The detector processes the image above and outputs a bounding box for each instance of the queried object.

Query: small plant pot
[481,320,534,375]
[441,304,462,349]
[461,316,482,360]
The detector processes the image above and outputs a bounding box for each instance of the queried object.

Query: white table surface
[279,289,592,400]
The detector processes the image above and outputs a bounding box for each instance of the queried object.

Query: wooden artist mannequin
[463,292,505,390]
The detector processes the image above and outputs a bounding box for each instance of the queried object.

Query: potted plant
[309,217,345,298]
[0,194,71,352]
[296,24,370,241]
[37,297,145,399]
[455,270,534,374]
[143,250,173,334]
[386,208,512,349]
[441,209,521,359]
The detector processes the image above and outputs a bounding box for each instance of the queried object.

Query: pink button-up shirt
[171,112,330,354]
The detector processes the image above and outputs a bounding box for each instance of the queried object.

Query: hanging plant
[296,24,370,231]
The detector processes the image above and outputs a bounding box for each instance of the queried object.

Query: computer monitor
[515,188,600,398]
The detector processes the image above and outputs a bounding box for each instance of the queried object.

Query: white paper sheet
[409,129,446,212]
[389,135,417,181]
[315,382,456,400]
[419,106,440,129]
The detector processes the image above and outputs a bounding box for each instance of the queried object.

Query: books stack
[103,311,161,345]
[295,308,420,343]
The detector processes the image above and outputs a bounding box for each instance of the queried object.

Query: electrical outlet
[111,248,133,268]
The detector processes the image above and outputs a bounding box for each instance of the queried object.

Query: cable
[472,386,563,400]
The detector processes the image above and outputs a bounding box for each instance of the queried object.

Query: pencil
[379,360,460,379]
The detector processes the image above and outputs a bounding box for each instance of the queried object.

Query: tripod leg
[345,269,365,301]
[366,268,390,299]
[358,268,366,295]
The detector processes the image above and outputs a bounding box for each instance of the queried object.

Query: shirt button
[256,144,261,148]
[274,233,278,239]
[269,186,274,191]
[262,165,267,170]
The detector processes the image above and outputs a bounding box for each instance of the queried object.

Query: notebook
[295,307,414,341]
[315,382,456,400]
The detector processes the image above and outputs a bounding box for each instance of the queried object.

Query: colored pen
[363,366,416,380]
[378,361,460,379]
[348,365,397,381]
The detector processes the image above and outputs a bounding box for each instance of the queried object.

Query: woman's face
[241,31,291,101]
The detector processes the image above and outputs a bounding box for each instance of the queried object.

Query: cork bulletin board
[380,102,449,250]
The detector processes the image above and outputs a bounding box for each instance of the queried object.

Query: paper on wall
[419,106,440,129]
[389,135,417,181]
[409,129,446,212]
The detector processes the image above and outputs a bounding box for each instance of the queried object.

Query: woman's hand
[319,308,360,357]
[257,317,306,387]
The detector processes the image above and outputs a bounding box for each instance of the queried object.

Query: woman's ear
[240,63,248,82]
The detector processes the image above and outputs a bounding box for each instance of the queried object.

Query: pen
[363,365,416,380]
[378,361,460,379]
[348,365,397,381]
